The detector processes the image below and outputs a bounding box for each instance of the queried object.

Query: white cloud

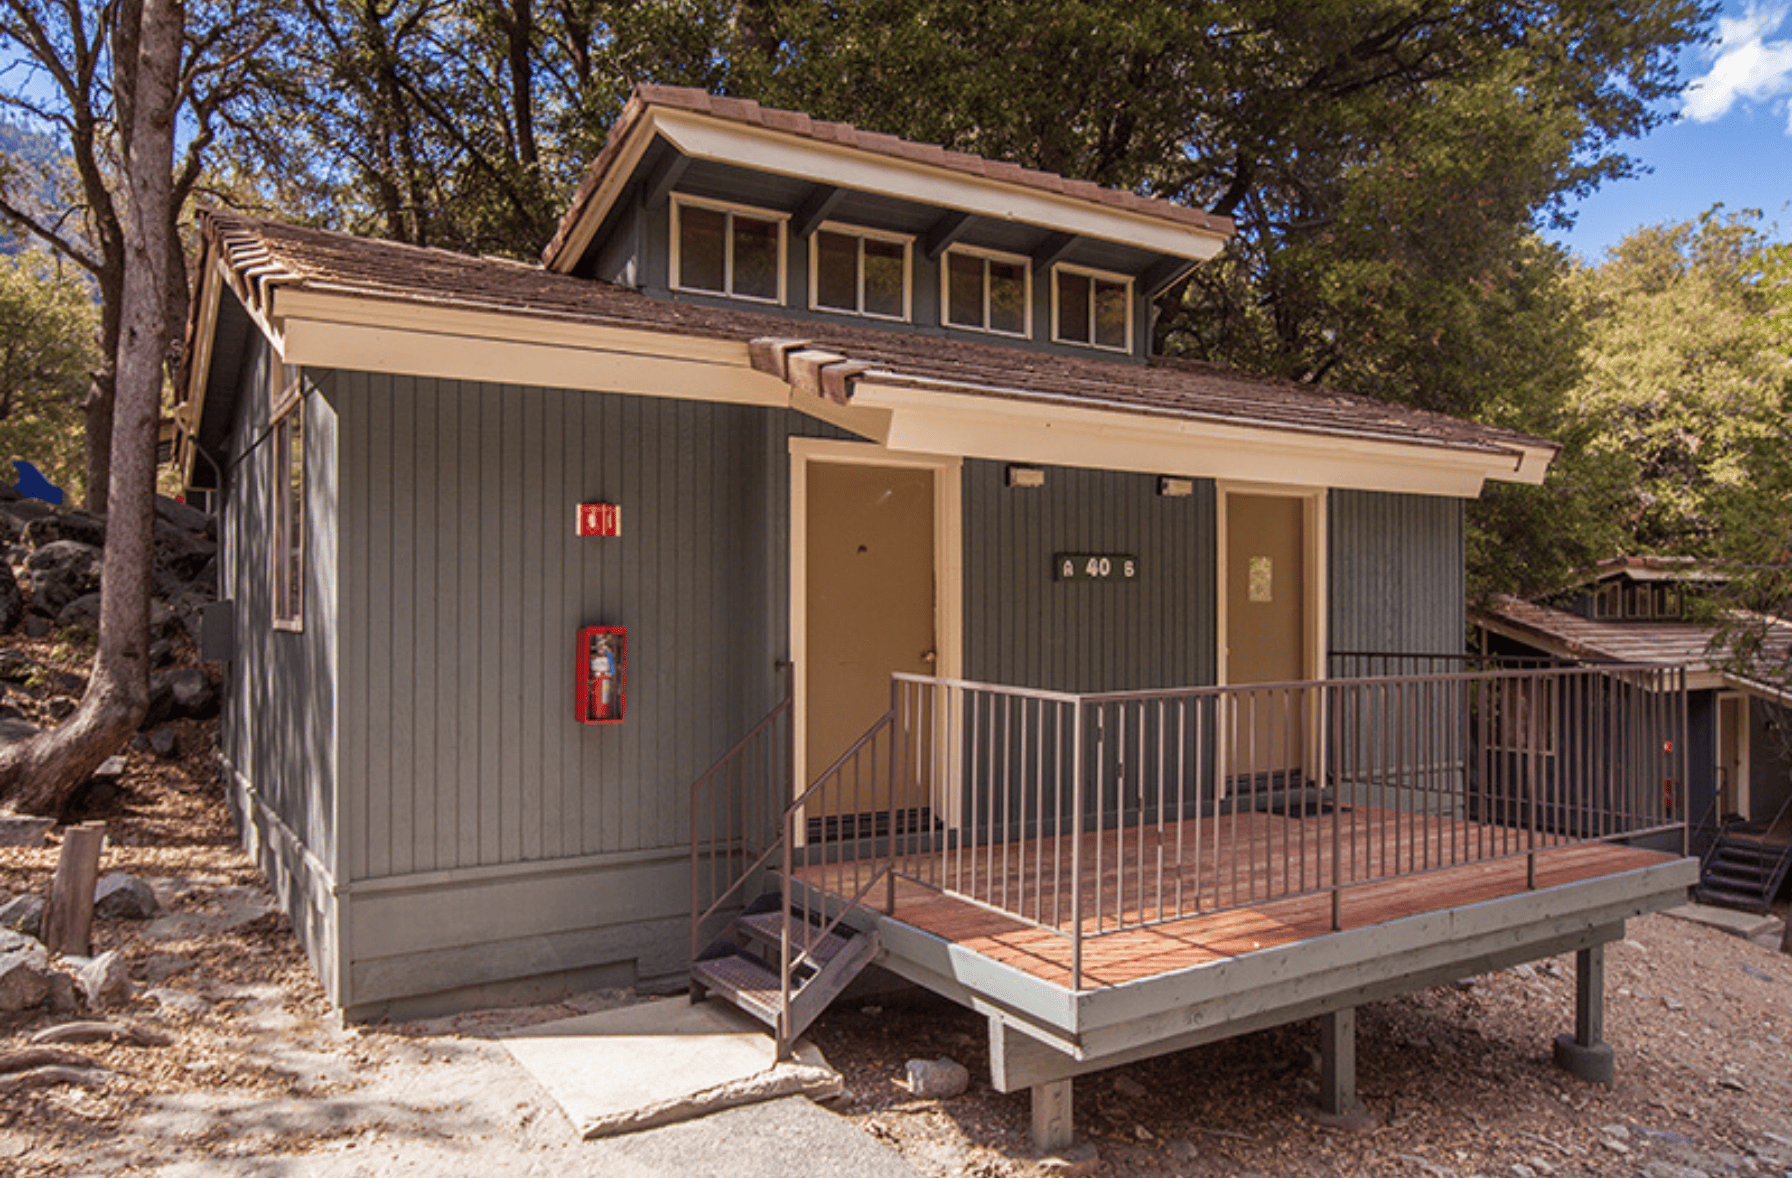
[1683,3,1792,123]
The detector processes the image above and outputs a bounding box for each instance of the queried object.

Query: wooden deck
[794,806,1678,990]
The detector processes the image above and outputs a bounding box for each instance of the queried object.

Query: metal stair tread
[736,911,853,964]
[691,954,787,1023]
[1695,885,1771,909]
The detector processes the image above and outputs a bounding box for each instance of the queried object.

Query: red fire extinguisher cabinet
[577,626,626,725]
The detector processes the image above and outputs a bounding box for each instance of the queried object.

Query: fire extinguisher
[591,637,616,721]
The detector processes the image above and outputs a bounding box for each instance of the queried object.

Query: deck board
[793,806,1676,989]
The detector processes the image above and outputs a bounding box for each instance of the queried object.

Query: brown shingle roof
[190,208,1556,465]
[1475,596,1792,683]
[541,84,1233,269]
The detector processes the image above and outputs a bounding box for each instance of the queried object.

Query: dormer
[1553,557,1726,623]
[542,87,1233,363]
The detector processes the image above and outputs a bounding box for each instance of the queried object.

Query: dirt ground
[3,716,1791,1177]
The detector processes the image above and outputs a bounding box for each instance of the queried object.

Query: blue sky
[1548,1,1792,261]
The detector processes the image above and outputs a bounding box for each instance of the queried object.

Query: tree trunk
[0,0,178,816]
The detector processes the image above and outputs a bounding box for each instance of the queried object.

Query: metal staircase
[688,667,890,1056]
[691,895,879,1046]
[1695,795,1792,914]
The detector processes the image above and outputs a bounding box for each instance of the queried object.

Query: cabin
[1476,557,1792,913]
[173,86,1696,1149]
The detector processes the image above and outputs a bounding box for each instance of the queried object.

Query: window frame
[1050,262,1134,353]
[940,244,1033,339]
[807,222,914,322]
[669,194,789,305]
[270,364,305,632]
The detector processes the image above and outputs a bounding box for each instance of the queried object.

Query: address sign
[1054,553,1139,582]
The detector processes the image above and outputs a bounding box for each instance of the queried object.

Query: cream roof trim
[546,107,1231,276]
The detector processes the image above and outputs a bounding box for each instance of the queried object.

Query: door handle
[921,650,937,664]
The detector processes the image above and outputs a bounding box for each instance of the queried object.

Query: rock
[1662,996,1684,1011]
[0,717,40,746]
[1452,977,1478,991]
[72,950,132,1009]
[0,936,50,1011]
[148,728,179,760]
[45,970,77,1013]
[1112,1074,1149,1101]
[140,953,194,983]
[94,874,159,920]
[21,615,48,639]
[54,593,100,634]
[165,668,218,721]
[0,813,52,847]
[0,894,44,938]
[1038,1143,1100,1175]
[904,1056,970,1099]
[45,695,76,721]
[148,638,174,668]
[0,648,38,685]
[145,986,207,1016]
[154,495,211,537]
[23,511,106,550]
[1602,1138,1632,1154]
[23,541,102,614]
[1511,963,1537,980]
[1512,1165,1537,1178]
[93,755,125,780]
[153,518,218,581]
[0,563,20,634]
[142,674,176,728]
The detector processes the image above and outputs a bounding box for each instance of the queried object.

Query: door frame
[1214,481,1327,688]
[1716,690,1751,819]
[789,437,963,796]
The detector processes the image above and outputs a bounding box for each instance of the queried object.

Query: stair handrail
[1753,784,1792,908]
[690,667,794,965]
[777,710,897,1020]
[1692,788,1726,872]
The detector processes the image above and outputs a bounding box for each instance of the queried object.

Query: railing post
[1330,681,1342,932]
[1070,698,1085,992]
[1526,672,1539,890]
[1678,667,1690,859]
[887,675,900,915]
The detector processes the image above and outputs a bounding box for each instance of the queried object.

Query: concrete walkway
[1664,901,1783,941]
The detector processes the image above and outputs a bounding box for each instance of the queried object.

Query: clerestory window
[942,246,1030,337]
[671,196,786,304]
[1052,264,1131,352]
[810,225,911,321]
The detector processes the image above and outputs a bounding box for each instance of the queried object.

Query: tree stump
[41,822,106,956]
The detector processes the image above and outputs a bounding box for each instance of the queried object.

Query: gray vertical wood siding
[1328,489,1465,659]
[330,375,845,885]
[963,461,1216,692]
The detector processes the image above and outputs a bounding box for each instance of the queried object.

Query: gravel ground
[2,716,1789,1177]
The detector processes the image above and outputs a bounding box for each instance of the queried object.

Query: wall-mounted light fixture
[1158,477,1194,498]
[1007,465,1045,489]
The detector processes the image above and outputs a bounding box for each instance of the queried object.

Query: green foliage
[0,250,96,501]
[1568,210,1792,555]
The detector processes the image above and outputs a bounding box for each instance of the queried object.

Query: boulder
[162,668,218,721]
[0,717,41,746]
[22,615,49,639]
[46,969,78,1013]
[153,495,211,537]
[71,950,132,1009]
[904,1057,970,1099]
[0,894,44,938]
[0,933,50,1012]
[24,541,102,614]
[0,812,53,847]
[0,562,20,634]
[148,639,174,669]
[153,518,217,581]
[23,511,106,550]
[93,874,159,921]
[141,675,176,729]
[0,498,55,526]
[45,696,76,722]
[55,593,100,634]
[147,728,178,759]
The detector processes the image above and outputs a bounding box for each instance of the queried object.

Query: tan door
[1718,695,1747,818]
[1225,493,1306,783]
[805,462,935,819]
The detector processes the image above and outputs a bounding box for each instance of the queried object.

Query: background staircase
[1696,822,1792,913]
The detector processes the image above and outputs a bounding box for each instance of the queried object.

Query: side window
[671,196,786,304]
[1053,265,1131,351]
[810,225,911,321]
[941,247,1029,337]
[270,367,304,630]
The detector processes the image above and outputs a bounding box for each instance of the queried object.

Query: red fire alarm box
[577,626,626,724]
[577,503,621,537]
